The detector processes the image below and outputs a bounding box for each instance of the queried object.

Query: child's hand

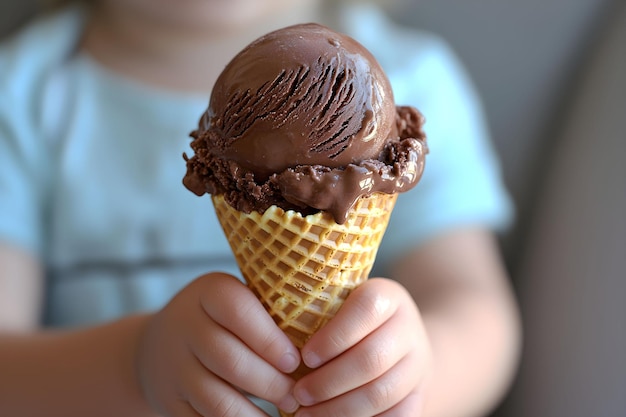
[136,272,301,416]
[293,278,433,416]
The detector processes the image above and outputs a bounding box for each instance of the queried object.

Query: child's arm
[0,244,154,417]
[0,314,157,417]
[293,227,521,416]
[0,246,300,417]
[398,227,521,417]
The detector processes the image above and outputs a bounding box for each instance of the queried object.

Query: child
[0,0,521,416]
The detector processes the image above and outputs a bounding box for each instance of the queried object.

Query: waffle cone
[212,192,397,417]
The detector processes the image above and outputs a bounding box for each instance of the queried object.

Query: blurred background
[389,1,625,416]
[389,1,625,417]
[2,0,624,415]
[388,0,616,262]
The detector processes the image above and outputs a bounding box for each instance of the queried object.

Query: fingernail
[278,352,299,373]
[303,351,321,368]
[278,393,299,413]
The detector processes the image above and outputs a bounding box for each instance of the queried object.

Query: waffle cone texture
[212,193,397,416]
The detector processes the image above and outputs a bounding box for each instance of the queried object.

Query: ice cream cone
[211,192,397,416]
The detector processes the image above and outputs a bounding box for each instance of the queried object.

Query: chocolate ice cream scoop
[206,23,398,180]
[184,23,428,223]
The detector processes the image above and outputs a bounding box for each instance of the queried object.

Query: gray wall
[0,0,39,38]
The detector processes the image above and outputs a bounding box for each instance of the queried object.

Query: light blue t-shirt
[0,6,513,328]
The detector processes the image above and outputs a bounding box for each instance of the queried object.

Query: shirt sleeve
[376,34,514,267]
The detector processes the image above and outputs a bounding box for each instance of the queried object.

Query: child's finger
[301,278,402,368]
[189,316,297,410]
[296,353,421,417]
[294,310,413,405]
[377,389,424,417]
[183,362,273,417]
[197,273,301,373]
